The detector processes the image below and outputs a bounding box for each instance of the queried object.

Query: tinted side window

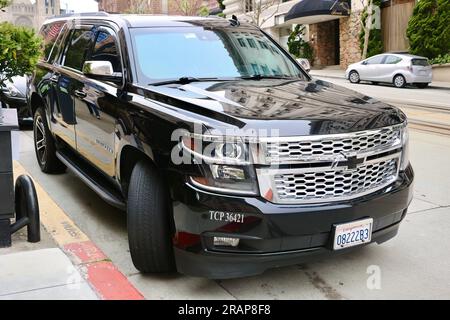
[63,29,94,71]
[39,22,65,61]
[91,28,122,73]
[367,55,385,64]
[384,55,402,64]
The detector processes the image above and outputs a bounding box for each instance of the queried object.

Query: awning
[285,0,351,25]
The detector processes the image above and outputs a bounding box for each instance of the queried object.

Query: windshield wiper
[149,77,224,86]
[239,74,297,81]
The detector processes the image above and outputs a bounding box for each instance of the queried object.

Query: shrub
[0,22,42,86]
[406,0,450,59]
[287,24,314,61]
[430,53,450,65]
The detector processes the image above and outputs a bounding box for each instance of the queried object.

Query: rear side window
[62,28,94,71]
[412,59,429,66]
[384,55,402,64]
[91,28,122,73]
[39,22,65,61]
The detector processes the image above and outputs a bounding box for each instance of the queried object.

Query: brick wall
[339,11,362,69]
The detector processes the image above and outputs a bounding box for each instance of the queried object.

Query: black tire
[349,70,360,84]
[33,107,66,174]
[416,83,429,89]
[127,161,175,273]
[393,74,406,88]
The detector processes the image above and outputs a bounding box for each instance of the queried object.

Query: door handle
[50,75,59,83]
[74,89,87,98]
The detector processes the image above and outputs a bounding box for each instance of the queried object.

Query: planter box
[432,63,450,82]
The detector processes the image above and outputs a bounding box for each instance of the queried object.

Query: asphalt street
[13,81,450,299]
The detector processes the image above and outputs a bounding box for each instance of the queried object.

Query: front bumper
[171,165,414,279]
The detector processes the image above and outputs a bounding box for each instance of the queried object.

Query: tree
[125,0,152,14]
[0,1,42,87]
[287,25,313,61]
[242,0,282,27]
[358,0,382,59]
[0,0,11,12]
[174,0,204,16]
[406,0,450,59]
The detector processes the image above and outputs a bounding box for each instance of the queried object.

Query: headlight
[400,125,410,171]
[181,134,259,195]
[4,83,22,97]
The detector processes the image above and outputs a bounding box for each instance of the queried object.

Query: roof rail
[50,12,109,19]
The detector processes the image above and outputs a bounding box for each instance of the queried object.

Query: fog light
[213,236,240,247]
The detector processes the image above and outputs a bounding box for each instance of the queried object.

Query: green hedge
[406,0,450,59]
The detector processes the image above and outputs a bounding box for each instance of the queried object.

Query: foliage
[0,22,42,86]
[287,25,314,61]
[406,0,450,59]
[358,0,383,59]
[198,5,209,16]
[0,0,11,11]
[430,53,450,65]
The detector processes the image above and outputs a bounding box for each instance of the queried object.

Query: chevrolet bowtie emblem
[331,153,365,170]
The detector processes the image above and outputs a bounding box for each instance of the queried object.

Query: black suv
[29,13,413,279]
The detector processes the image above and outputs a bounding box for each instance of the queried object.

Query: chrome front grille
[262,125,402,164]
[256,125,405,204]
[272,156,399,203]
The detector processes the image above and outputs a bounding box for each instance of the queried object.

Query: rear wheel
[33,107,66,174]
[416,83,429,89]
[393,74,406,88]
[127,161,175,273]
[349,70,360,84]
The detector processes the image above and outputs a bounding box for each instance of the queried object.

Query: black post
[0,109,18,248]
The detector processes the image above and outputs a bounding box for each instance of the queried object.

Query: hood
[139,78,406,136]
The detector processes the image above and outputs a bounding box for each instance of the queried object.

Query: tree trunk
[362,0,373,60]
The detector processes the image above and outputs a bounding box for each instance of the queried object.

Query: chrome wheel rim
[394,76,404,87]
[34,115,47,165]
[350,72,359,83]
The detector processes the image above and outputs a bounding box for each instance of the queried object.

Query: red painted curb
[64,241,108,264]
[86,261,144,300]
[63,241,144,300]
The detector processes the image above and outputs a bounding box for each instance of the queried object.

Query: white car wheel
[349,71,360,84]
[393,75,406,88]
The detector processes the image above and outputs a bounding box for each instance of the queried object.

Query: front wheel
[349,71,360,84]
[33,107,66,174]
[127,161,175,273]
[393,75,406,88]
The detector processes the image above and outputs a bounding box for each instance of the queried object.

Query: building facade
[98,0,218,15]
[223,0,416,69]
[0,0,61,30]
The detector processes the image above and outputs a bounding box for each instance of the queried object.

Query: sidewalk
[0,161,144,300]
[309,69,450,90]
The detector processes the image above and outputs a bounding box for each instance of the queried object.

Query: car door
[380,55,402,82]
[360,55,386,81]
[74,26,122,177]
[52,26,95,150]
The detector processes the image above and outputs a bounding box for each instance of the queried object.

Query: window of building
[247,38,257,49]
[244,0,253,13]
[237,38,247,48]
[62,29,94,71]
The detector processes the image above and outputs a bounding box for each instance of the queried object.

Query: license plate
[333,218,373,250]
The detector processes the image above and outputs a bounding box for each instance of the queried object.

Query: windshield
[130,26,306,84]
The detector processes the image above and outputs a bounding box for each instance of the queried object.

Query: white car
[345,53,432,88]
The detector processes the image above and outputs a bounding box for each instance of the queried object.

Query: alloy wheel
[349,71,360,83]
[394,75,405,88]
[34,115,47,166]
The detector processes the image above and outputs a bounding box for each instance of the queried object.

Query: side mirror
[362,60,368,65]
[82,61,122,83]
